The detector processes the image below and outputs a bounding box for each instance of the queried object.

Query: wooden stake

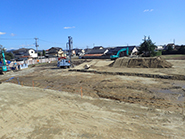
[21,82,23,87]
[32,81,34,88]
[81,87,83,98]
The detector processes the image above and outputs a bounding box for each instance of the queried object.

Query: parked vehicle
[57,57,71,68]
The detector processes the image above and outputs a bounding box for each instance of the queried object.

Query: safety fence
[7,57,58,67]
[27,57,57,65]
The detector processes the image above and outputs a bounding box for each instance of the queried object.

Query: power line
[0,38,33,40]
[0,38,66,45]
[39,39,65,45]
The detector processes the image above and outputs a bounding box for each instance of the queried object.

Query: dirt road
[0,83,184,139]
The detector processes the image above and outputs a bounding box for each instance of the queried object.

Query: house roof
[20,55,31,58]
[86,48,108,54]
[13,48,35,54]
[93,46,104,49]
[49,47,62,50]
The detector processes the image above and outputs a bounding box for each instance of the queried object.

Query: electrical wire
[39,39,65,45]
[0,38,33,40]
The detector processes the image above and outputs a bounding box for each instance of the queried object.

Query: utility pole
[173,39,175,45]
[34,37,39,58]
[68,36,73,62]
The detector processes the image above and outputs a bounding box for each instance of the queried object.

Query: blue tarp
[7,61,11,64]
[0,61,11,64]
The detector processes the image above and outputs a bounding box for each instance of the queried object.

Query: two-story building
[45,47,64,58]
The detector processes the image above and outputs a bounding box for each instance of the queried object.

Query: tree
[166,45,173,52]
[138,36,157,57]
[178,45,185,54]
[38,52,41,56]
[0,45,14,61]
[42,50,46,56]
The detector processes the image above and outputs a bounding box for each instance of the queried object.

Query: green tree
[178,45,185,54]
[0,45,14,61]
[138,36,157,57]
[42,50,46,56]
[4,52,14,60]
[38,52,41,56]
[167,45,173,52]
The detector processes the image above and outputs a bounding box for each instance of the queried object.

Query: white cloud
[143,9,154,12]
[0,32,6,35]
[20,44,34,47]
[64,26,75,29]
[10,33,16,36]
[143,9,149,12]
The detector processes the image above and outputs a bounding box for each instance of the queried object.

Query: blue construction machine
[110,47,129,60]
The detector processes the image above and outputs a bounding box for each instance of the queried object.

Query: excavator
[0,50,8,74]
[110,47,129,60]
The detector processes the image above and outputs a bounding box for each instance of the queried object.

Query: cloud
[143,9,154,12]
[0,32,6,35]
[10,33,16,36]
[19,44,34,47]
[64,26,75,29]
[143,9,149,12]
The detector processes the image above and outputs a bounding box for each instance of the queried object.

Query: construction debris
[84,64,90,69]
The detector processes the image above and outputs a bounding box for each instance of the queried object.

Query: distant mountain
[6,49,16,52]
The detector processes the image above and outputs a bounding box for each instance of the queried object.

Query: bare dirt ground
[0,59,185,138]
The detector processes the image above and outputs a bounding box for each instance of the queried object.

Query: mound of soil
[111,57,172,68]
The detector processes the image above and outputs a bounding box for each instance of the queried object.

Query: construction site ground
[0,59,185,138]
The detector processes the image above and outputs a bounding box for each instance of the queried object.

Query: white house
[13,48,38,60]
[156,45,164,51]
[28,49,38,58]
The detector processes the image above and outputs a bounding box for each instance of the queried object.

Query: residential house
[156,45,164,51]
[174,45,182,51]
[45,47,63,58]
[13,48,37,60]
[73,48,85,56]
[81,46,109,59]
[163,43,175,50]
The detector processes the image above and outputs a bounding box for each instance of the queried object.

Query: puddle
[178,94,185,102]
[158,89,185,102]
[158,90,179,95]
[172,82,185,89]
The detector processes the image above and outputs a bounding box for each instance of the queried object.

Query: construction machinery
[58,36,73,68]
[57,57,71,68]
[0,50,8,74]
[110,47,129,60]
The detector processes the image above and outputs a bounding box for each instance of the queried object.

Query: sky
[0,0,185,50]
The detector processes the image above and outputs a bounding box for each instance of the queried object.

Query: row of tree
[138,36,185,56]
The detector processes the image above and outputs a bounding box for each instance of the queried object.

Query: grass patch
[161,55,185,60]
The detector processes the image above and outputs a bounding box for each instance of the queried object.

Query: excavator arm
[110,47,129,60]
[2,50,6,66]
[0,50,7,73]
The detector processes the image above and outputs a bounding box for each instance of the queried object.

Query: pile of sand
[110,57,172,68]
